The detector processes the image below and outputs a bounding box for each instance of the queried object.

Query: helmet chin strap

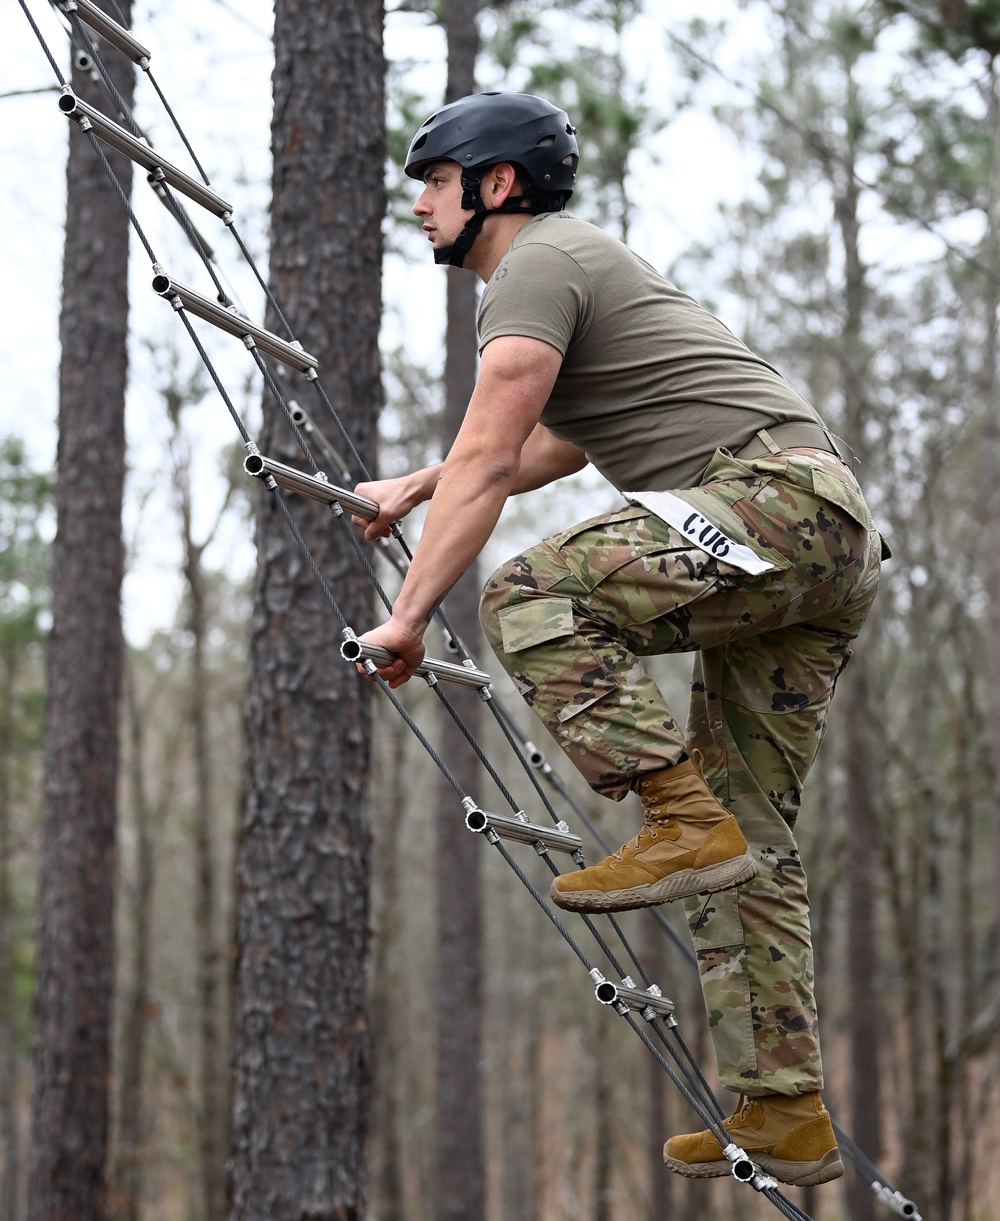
[434,169,535,268]
[434,210,489,267]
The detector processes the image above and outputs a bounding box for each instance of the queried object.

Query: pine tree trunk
[0,647,22,1221]
[593,1019,614,1221]
[643,919,671,1221]
[433,5,486,1218]
[169,417,230,1221]
[28,6,134,1216]
[369,715,411,1221]
[230,0,384,1216]
[832,62,881,1221]
[113,663,155,1221]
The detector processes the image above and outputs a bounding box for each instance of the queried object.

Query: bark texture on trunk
[29,6,134,1217]
[230,1,384,1216]
[433,5,486,1215]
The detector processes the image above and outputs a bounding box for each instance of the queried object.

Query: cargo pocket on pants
[495,595,620,723]
[497,596,576,654]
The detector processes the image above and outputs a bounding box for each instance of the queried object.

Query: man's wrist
[389,604,430,638]
[419,463,444,501]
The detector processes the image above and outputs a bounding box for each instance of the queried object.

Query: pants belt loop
[755,427,783,455]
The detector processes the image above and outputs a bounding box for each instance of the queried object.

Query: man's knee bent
[479,546,551,649]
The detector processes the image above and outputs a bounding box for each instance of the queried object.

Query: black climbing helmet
[405,91,579,202]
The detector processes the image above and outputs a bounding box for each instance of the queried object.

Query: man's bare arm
[356,334,564,684]
[352,370,585,540]
[510,423,587,492]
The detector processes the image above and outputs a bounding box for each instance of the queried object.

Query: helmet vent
[411,133,428,153]
[536,134,555,148]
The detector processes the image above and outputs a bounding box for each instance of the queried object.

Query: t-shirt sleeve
[477,242,593,356]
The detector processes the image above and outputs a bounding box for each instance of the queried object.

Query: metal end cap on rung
[873,1183,920,1218]
[523,739,546,767]
[723,1146,756,1182]
[594,981,617,1005]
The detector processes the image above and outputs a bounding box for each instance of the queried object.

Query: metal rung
[56,0,151,64]
[286,403,352,482]
[340,632,492,690]
[243,449,377,521]
[463,803,582,855]
[590,970,676,1020]
[58,90,231,217]
[152,275,318,372]
[873,1183,921,1219]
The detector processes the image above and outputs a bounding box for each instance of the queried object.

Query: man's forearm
[391,467,512,630]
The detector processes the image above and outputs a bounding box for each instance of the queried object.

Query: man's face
[412,161,473,254]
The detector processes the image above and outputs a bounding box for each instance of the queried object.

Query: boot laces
[728,1096,760,1128]
[612,815,672,861]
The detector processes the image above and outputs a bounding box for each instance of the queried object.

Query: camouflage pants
[479,447,882,1096]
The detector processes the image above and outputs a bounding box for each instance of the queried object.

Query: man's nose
[412,189,430,217]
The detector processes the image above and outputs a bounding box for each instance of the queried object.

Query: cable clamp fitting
[458,657,494,701]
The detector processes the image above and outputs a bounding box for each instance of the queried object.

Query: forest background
[2,1,1000,1220]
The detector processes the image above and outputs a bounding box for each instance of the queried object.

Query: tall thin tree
[0,441,50,1221]
[434,2,487,1217]
[28,4,134,1217]
[167,381,232,1221]
[230,0,385,1215]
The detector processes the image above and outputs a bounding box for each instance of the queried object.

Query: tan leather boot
[549,755,757,913]
[663,1092,844,1187]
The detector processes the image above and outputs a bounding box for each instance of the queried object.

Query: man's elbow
[444,447,520,491]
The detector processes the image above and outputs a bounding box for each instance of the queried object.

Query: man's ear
[482,162,522,209]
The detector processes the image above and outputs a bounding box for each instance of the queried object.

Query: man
[354,91,883,1188]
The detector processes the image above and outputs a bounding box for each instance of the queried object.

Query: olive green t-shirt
[477,213,827,492]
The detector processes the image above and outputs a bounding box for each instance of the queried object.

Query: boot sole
[664,1147,844,1188]
[551,852,759,913]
